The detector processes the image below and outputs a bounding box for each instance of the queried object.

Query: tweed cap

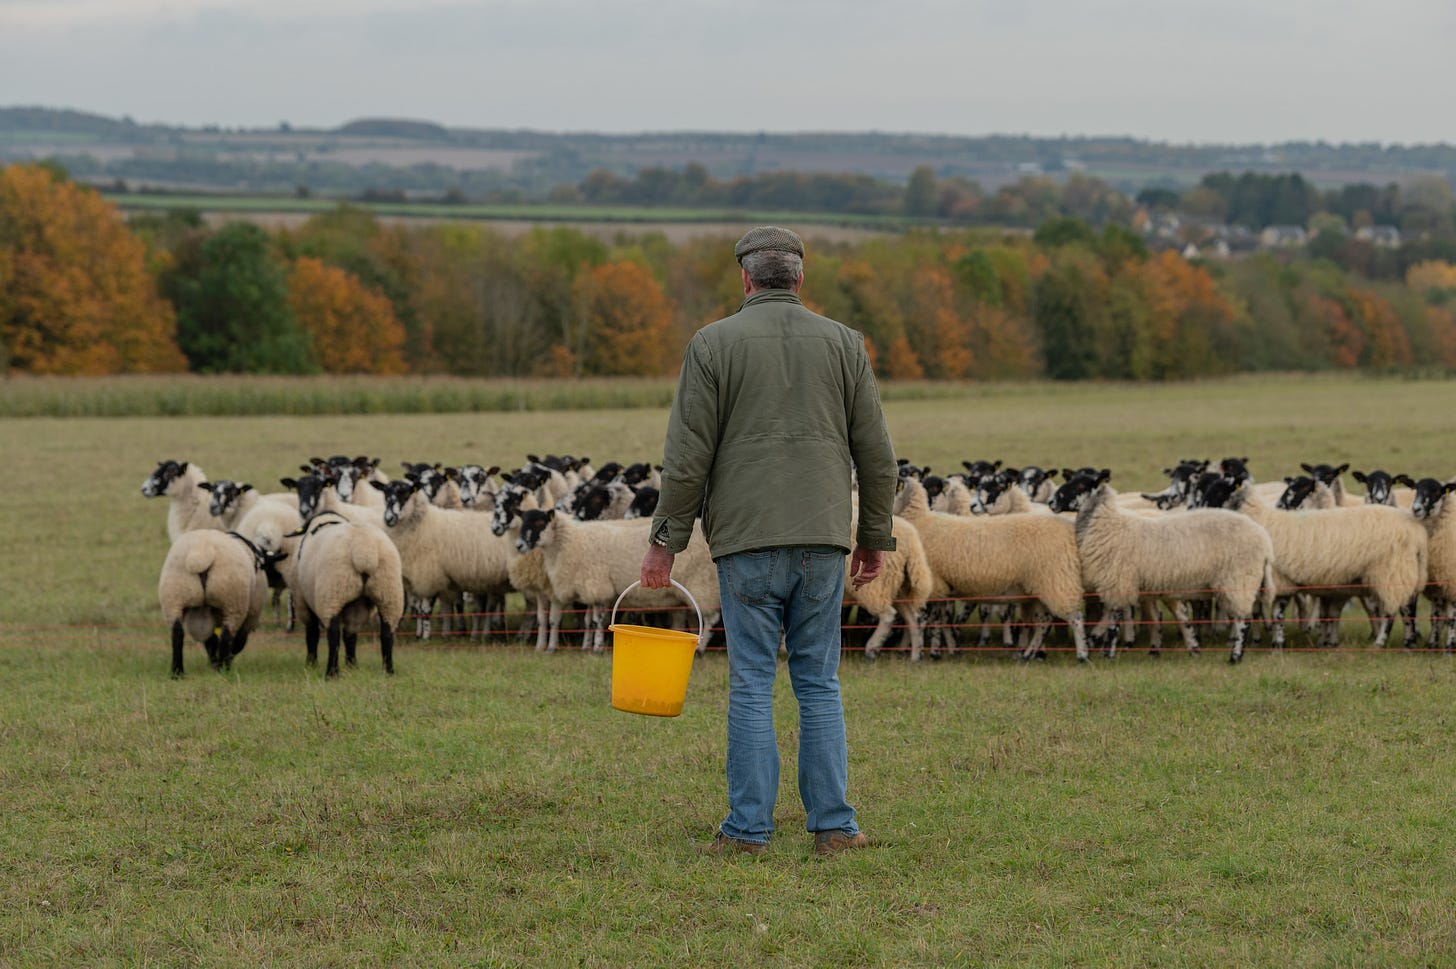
[733,225,805,264]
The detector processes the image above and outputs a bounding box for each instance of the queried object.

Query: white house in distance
[1354,225,1403,248]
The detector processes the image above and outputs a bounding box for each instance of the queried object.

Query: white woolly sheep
[893,476,1089,661]
[1226,482,1428,649]
[142,459,220,541]
[515,509,722,654]
[373,478,515,641]
[848,513,934,661]
[228,495,303,627]
[1049,472,1275,663]
[157,529,275,676]
[1411,477,1456,650]
[290,511,405,676]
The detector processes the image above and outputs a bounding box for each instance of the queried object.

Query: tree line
[3,162,1455,381]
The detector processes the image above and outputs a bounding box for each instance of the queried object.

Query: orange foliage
[1427,305,1456,368]
[1344,288,1410,368]
[1306,295,1365,368]
[574,260,676,375]
[1406,260,1456,293]
[287,257,406,373]
[884,334,924,379]
[911,267,973,379]
[0,164,185,374]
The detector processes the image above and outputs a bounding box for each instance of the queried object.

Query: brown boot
[702,831,767,856]
[813,829,869,856]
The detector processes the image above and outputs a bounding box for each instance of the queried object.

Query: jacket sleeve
[846,341,898,552]
[650,334,719,554]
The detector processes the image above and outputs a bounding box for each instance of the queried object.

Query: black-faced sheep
[1049,471,1275,663]
[142,459,219,541]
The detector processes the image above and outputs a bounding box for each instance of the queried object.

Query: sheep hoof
[863,650,878,663]
[1227,653,1243,665]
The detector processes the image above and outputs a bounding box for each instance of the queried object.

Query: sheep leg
[1270,598,1288,649]
[379,612,395,674]
[1226,618,1249,664]
[591,607,608,653]
[1371,612,1393,649]
[545,600,563,652]
[1441,601,1455,651]
[287,591,297,633]
[975,605,994,649]
[862,608,893,661]
[231,627,250,658]
[325,617,342,677]
[1068,612,1089,663]
[217,629,236,670]
[170,620,186,678]
[304,614,321,667]
[898,604,923,662]
[1171,600,1200,655]
[344,632,359,667]
[204,633,222,669]
[1399,596,1422,649]
[1101,607,1123,659]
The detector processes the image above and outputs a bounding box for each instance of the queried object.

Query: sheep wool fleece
[651,290,898,560]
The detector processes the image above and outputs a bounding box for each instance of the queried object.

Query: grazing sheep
[893,476,1089,661]
[290,512,405,676]
[1049,471,1275,663]
[1411,477,1456,650]
[142,460,219,541]
[515,509,722,653]
[849,513,933,661]
[158,529,276,676]
[1225,482,1428,649]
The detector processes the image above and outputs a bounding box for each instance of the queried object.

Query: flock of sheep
[144,451,1456,677]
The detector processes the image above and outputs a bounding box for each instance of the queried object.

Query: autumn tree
[287,257,406,373]
[573,260,676,375]
[0,163,185,374]
[165,222,314,373]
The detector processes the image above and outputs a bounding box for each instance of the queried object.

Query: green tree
[903,166,939,218]
[166,223,314,373]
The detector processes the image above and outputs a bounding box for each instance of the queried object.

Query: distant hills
[2,105,1454,202]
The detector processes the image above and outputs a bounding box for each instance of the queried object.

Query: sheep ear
[486,465,501,477]
[1046,468,1059,480]
[280,477,297,489]
[198,482,212,491]
[1300,463,1315,474]
[369,480,387,492]
[1097,469,1111,484]
[1394,474,1416,487]
[1337,463,1349,474]
[1446,482,1456,495]
[545,509,556,522]
[1352,471,1368,484]
[1284,475,1294,484]
[300,465,314,474]
[240,484,254,494]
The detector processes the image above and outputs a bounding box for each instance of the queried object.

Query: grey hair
[741,250,803,290]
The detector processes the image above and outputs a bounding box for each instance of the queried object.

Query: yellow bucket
[609,580,702,717]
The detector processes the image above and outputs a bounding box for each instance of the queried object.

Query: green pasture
[3,373,1456,965]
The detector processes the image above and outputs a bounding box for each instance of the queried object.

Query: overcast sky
[2,0,1453,145]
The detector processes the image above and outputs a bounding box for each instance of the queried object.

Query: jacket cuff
[857,531,897,552]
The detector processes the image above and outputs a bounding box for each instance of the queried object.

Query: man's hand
[640,543,675,589]
[849,546,883,590]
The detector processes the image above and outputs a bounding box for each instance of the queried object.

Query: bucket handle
[611,580,703,640]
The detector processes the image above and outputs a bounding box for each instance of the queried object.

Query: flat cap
[734,225,805,264]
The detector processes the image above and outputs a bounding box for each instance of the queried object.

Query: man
[639,225,898,857]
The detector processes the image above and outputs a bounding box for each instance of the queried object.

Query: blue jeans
[715,546,859,845]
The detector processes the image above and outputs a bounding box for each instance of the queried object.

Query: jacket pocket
[725,550,776,605]
[800,548,846,603]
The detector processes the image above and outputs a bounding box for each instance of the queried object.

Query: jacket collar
[740,289,803,311]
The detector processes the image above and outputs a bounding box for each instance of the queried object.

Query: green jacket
[650,290,898,560]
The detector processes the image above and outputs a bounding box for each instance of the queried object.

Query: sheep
[573,481,637,521]
[893,476,1089,661]
[1352,469,1417,510]
[622,486,660,521]
[489,483,557,650]
[289,511,405,676]
[1411,477,1456,650]
[142,459,219,541]
[157,529,277,677]
[514,508,722,654]
[849,513,934,661]
[1140,458,1209,509]
[372,477,515,642]
[456,464,503,510]
[1018,466,1060,503]
[1049,471,1275,663]
[226,493,303,627]
[1224,482,1428,649]
[323,456,387,509]
[202,479,300,530]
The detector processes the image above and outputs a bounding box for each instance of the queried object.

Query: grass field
[3,373,1456,965]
